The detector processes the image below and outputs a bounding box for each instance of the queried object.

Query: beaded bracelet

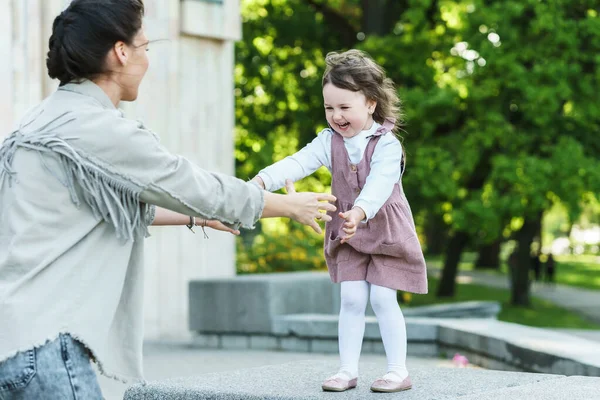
[187,216,209,238]
[187,216,196,233]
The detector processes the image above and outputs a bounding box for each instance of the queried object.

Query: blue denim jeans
[0,334,103,400]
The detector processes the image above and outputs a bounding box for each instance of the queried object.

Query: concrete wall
[1,0,242,340]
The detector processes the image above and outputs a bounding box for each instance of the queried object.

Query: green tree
[434,0,600,304]
[234,0,600,310]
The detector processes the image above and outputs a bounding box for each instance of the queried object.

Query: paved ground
[124,359,600,400]
[428,267,600,324]
[101,267,600,399]
[98,342,469,400]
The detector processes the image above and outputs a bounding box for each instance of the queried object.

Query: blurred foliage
[543,195,600,249]
[234,0,600,275]
[237,219,328,274]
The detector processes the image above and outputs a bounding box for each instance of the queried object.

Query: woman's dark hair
[47,0,145,86]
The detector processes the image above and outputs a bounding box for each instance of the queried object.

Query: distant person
[0,1,336,398]
[253,50,427,393]
[530,253,541,282]
[545,253,556,286]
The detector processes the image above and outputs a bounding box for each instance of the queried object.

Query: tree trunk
[361,0,408,36]
[303,0,358,48]
[510,212,542,306]
[475,239,502,270]
[361,0,388,35]
[437,231,470,297]
[436,119,497,298]
[423,212,447,256]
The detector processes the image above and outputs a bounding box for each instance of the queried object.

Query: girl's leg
[337,280,370,378]
[370,284,409,381]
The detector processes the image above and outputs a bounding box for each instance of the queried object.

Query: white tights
[338,280,408,380]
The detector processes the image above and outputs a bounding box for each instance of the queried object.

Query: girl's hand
[339,207,366,243]
[203,220,240,236]
[284,179,336,234]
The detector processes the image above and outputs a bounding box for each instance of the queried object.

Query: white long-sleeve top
[257,122,403,220]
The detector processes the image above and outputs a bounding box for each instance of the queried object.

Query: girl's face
[119,28,150,101]
[323,83,376,138]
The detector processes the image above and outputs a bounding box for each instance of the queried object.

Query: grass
[427,253,600,291]
[425,254,505,276]
[401,277,600,330]
[553,254,600,290]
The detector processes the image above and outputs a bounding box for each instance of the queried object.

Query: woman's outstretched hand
[203,220,240,235]
[283,179,336,234]
[259,179,336,234]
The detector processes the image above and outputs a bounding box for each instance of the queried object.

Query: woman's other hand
[261,180,336,234]
[283,179,336,234]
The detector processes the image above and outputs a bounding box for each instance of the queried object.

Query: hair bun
[46,11,74,84]
[45,0,145,86]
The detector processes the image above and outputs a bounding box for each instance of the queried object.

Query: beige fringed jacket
[0,80,264,382]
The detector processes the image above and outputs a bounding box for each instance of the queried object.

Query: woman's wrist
[152,207,190,226]
[261,192,293,219]
[152,207,210,227]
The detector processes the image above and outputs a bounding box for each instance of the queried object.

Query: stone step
[271,300,501,340]
[193,317,600,377]
[403,301,501,319]
[272,313,439,341]
[124,360,600,399]
[189,271,500,336]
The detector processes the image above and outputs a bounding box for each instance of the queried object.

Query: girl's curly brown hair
[322,49,402,134]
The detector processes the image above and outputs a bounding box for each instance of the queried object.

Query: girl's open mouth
[337,122,350,129]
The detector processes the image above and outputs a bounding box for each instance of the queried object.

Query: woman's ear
[113,41,128,66]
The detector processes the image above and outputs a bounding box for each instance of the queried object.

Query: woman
[0,1,335,398]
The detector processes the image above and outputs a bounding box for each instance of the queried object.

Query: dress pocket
[325,232,351,262]
[336,245,351,262]
[0,349,37,393]
[379,242,404,258]
[379,235,425,270]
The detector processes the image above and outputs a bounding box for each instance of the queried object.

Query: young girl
[252,49,428,393]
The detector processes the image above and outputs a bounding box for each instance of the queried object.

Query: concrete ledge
[436,319,600,376]
[402,301,501,319]
[189,271,500,336]
[191,333,439,357]
[124,360,575,399]
[191,317,600,376]
[273,314,439,341]
[189,272,340,335]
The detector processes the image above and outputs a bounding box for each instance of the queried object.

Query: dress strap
[369,117,396,137]
[330,129,346,174]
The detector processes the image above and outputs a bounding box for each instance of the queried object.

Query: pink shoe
[321,371,358,392]
[370,373,412,393]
